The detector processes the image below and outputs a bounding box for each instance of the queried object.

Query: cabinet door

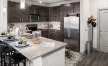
[41,29,49,38]
[21,4,29,22]
[43,48,65,66]
[73,2,80,13]
[39,6,49,21]
[49,29,55,40]
[55,30,61,41]
[66,3,74,15]
[8,1,21,23]
[49,6,60,21]
[8,1,30,22]
[29,5,39,14]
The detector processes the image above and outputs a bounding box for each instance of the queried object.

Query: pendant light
[20,0,25,9]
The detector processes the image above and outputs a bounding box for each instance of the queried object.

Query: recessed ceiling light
[3,7,6,12]
[39,0,42,3]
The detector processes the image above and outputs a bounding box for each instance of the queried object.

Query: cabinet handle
[20,17,21,22]
[22,17,23,22]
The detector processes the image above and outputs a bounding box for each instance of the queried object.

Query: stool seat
[5,53,26,64]
[0,40,26,66]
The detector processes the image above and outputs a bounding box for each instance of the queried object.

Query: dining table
[0,36,67,66]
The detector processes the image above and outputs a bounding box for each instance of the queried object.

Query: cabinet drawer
[55,30,60,33]
[49,29,55,32]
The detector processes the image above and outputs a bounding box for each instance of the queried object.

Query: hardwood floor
[77,50,108,66]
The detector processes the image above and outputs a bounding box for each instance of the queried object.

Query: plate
[15,44,30,48]
[5,39,17,41]
[0,35,7,37]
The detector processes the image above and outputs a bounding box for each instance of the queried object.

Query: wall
[80,0,90,52]
[90,0,108,49]
[49,0,80,7]
[8,0,80,7]
[8,0,49,7]
[0,0,7,33]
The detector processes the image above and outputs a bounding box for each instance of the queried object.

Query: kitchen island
[8,37,66,66]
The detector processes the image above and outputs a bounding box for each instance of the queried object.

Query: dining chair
[0,41,26,66]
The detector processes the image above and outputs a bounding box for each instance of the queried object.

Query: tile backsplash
[12,21,61,30]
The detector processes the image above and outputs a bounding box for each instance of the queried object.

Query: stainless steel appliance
[29,14,40,22]
[64,14,80,52]
[26,24,38,31]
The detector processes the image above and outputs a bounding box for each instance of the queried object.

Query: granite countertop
[10,37,66,60]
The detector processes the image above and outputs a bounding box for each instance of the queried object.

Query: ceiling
[34,0,69,3]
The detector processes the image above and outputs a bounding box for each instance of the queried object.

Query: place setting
[9,31,42,50]
[11,37,32,50]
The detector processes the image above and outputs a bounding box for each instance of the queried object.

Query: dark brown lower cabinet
[41,29,49,38]
[41,29,61,41]
[49,29,55,39]
[55,30,61,41]
[49,29,61,41]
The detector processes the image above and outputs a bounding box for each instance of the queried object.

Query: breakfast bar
[0,37,66,66]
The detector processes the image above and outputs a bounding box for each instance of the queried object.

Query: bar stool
[0,40,16,66]
[0,41,26,66]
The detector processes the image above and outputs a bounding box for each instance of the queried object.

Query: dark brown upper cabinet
[73,2,80,14]
[8,1,30,22]
[66,3,74,15]
[21,4,30,22]
[8,1,49,23]
[29,5,49,21]
[8,1,80,23]
[8,1,21,22]
[49,6,60,21]
[38,6,49,21]
[29,5,40,15]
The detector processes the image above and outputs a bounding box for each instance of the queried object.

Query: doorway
[98,9,108,53]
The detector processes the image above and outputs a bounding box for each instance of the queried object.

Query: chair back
[0,40,12,65]
[0,40,10,56]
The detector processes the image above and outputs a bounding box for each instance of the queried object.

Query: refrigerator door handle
[68,28,70,38]
[68,17,70,38]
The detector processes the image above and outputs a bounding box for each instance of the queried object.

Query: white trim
[8,0,80,7]
[97,8,100,51]
[48,0,80,7]
[97,8,108,51]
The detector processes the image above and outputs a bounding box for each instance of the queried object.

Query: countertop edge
[29,44,67,60]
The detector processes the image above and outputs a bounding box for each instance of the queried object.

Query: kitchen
[8,0,80,42]
[0,0,81,66]
[1,0,108,66]
[7,0,80,52]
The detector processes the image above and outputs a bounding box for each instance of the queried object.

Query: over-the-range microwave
[29,14,40,22]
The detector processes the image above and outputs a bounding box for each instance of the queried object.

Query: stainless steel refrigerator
[64,15,80,52]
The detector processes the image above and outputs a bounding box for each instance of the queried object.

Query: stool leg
[14,64,16,66]
[23,59,26,66]
[1,51,3,66]
[4,62,6,66]
[18,63,19,66]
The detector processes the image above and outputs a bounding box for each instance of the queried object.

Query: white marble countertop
[8,37,66,60]
[37,27,60,30]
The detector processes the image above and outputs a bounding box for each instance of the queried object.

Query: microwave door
[29,14,40,22]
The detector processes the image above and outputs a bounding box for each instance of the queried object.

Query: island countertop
[9,37,67,60]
